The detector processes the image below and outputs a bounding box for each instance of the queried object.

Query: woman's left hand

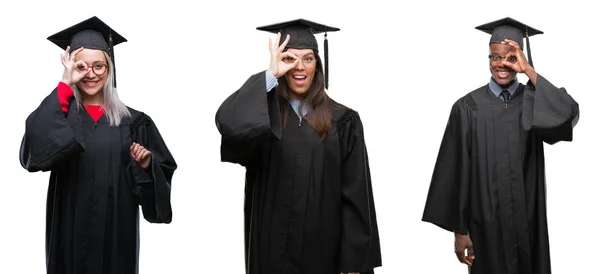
[131,142,152,169]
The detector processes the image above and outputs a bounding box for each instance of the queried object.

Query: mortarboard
[47,16,127,87]
[475,17,543,68]
[257,18,340,89]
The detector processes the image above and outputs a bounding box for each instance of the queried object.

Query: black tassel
[324,32,329,90]
[525,28,534,68]
[109,31,117,87]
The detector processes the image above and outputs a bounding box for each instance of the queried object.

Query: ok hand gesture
[60,46,91,86]
[500,39,537,85]
[268,32,299,78]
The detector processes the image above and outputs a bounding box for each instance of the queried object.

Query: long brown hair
[277,55,332,141]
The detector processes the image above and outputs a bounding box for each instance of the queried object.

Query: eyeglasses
[282,56,317,66]
[488,54,517,63]
[76,63,108,75]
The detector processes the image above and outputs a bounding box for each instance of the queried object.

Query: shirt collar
[488,76,520,98]
[290,99,309,120]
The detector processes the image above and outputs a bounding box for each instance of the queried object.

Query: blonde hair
[72,52,131,126]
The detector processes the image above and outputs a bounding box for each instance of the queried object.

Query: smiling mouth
[495,69,513,78]
[82,80,101,88]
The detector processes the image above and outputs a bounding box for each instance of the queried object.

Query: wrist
[524,66,536,77]
[61,78,72,86]
[268,69,280,79]
[454,231,468,236]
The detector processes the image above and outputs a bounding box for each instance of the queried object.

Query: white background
[1,0,598,273]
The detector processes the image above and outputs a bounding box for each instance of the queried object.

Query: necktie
[500,90,511,103]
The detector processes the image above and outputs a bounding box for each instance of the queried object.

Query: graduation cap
[47,16,127,87]
[257,18,340,89]
[475,17,543,68]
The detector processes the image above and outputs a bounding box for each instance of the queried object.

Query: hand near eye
[61,46,90,86]
[131,142,152,169]
[268,32,299,78]
[501,39,537,85]
[499,39,529,73]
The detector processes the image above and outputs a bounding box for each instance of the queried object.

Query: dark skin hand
[454,232,475,267]
[500,39,538,87]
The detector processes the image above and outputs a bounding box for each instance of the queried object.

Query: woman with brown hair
[215,19,381,274]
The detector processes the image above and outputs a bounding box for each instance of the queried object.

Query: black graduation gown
[215,71,382,274]
[19,88,177,274]
[422,74,579,274]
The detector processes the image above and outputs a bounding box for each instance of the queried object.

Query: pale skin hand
[454,232,475,267]
[501,39,538,87]
[131,142,152,169]
[268,32,300,78]
[60,46,91,86]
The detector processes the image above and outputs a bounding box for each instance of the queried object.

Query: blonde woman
[19,16,176,274]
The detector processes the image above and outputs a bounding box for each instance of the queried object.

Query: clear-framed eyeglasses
[282,56,317,66]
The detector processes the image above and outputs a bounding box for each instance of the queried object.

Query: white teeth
[293,76,306,79]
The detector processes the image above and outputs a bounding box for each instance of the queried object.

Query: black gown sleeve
[337,110,382,273]
[128,112,177,224]
[522,74,579,144]
[19,89,85,172]
[215,71,282,166]
[422,98,472,235]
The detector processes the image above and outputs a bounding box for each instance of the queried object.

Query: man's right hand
[454,232,475,266]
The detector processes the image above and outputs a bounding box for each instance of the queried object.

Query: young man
[422,17,579,274]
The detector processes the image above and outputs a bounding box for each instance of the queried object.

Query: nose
[295,59,305,70]
[84,68,96,78]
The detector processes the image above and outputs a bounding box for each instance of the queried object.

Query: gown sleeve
[215,71,282,166]
[337,109,382,273]
[422,97,472,235]
[128,112,177,224]
[522,74,579,144]
[19,84,85,172]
